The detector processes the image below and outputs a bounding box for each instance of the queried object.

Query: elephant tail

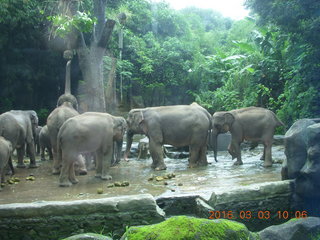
[271,112,285,127]
[275,116,285,127]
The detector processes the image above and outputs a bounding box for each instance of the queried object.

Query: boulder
[282,119,316,180]
[259,217,320,240]
[121,215,259,240]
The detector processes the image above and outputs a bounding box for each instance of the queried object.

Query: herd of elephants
[0,72,320,215]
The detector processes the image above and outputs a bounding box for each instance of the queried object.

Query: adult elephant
[0,110,38,168]
[47,59,79,174]
[212,107,284,167]
[47,101,79,174]
[125,103,212,170]
[0,136,13,191]
[57,112,127,187]
[39,125,53,161]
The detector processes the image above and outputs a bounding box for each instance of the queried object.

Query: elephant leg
[189,145,200,168]
[263,141,273,167]
[16,146,26,168]
[40,146,45,161]
[48,147,53,160]
[59,152,75,187]
[52,144,61,175]
[149,139,166,171]
[198,146,208,166]
[95,151,102,178]
[260,147,265,161]
[101,149,112,180]
[27,142,37,168]
[8,157,14,175]
[69,161,79,184]
[75,154,87,175]
[233,142,243,165]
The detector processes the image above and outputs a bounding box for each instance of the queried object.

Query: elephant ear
[114,117,127,138]
[223,112,235,131]
[139,119,148,135]
[30,111,39,126]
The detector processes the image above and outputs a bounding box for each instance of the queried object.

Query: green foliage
[125,216,254,240]
[1,0,319,128]
[245,0,320,125]
[37,108,50,126]
[48,11,96,38]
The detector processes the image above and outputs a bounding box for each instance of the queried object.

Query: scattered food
[155,176,164,181]
[7,177,20,184]
[178,183,183,186]
[114,181,122,187]
[97,188,103,194]
[164,181,168,185]
[107,183,114,188]
[149,173,176,182]
[121,181,130,187]
[26,176,35,181]
[113,181,130,187]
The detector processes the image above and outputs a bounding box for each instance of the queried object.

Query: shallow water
[0,143,285,204]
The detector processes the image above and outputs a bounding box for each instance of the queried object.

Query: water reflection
[0,145,284,204]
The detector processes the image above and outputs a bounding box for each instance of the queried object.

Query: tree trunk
[58,0,116,113]
[77,43,107,112]
[104,52,117,113]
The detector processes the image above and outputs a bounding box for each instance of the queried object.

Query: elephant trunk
[65,60,71,94]
[112,140,123,166]
[209,129,218,162]
[124,130,134,161]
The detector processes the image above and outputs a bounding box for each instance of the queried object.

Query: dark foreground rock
[121,215,259,240]
[259,217,320,240]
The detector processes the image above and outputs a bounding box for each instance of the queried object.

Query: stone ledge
[0,194,162,218]
[0,194,165,240]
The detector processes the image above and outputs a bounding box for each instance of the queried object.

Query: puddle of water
[0,145,285,204]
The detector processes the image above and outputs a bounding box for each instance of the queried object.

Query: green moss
[309,232,320,240]
[125,216,256,240]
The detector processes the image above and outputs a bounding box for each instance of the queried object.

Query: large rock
[282,119,320,216]
[121,215,259,240]
[282,119,316,180]
[0,194,165,240]
[259,217,320,240]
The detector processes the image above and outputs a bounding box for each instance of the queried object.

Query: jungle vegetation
[0,0,319,126]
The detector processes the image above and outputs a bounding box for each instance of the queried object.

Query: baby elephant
[39,125,53,161]
[57,112,127,187]
[0,136,13,191]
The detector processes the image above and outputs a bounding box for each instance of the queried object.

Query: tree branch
[98,19,116,48]
[93,0,107,40]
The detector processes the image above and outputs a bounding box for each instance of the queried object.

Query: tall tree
[55,0,116,112]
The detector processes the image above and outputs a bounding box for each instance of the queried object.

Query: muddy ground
[0,141,285,204]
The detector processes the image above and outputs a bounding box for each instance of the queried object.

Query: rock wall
[0,194,165,240]
[157,180,293,231]
[0,181,294,239]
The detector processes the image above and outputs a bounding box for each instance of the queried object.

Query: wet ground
[0,140,285,204]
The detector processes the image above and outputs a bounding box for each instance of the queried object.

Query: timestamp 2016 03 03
[208,210,308,220]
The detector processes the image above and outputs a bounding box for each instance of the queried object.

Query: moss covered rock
[122,215,258,240]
